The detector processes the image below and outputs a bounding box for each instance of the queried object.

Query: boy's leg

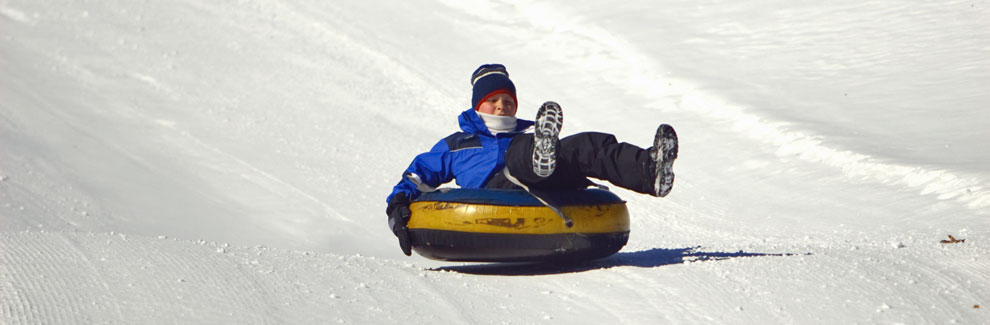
[505,133,593,190]
[554,125,677,196]
[506,129,677,196]
[505,101,590,190]
[505,131,651,192]
[557,132,656,195]
[505,101,677,196]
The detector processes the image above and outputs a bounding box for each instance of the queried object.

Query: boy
[386,64,678,255]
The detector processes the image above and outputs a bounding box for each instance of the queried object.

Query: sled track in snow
[0,231,275,323]
[2,232,125,323]
[0,231,504,323]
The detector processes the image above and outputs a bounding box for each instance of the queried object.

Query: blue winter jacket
[387,108,534,203]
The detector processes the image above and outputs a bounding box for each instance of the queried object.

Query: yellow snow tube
[407,188,629,262]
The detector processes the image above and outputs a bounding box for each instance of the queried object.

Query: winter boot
[650,124,678,197]
[532,101,563,177]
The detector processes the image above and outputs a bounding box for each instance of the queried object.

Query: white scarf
[477,111,518,135]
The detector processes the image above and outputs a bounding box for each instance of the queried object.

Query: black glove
[386,193,413,256]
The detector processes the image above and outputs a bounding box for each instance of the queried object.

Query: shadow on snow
[431,246,809,276]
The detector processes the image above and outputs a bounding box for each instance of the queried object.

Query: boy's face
[477,93,517,117]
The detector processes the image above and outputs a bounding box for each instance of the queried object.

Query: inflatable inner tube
[408,188,629,263]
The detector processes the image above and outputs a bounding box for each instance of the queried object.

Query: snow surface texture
[2,0,988,323]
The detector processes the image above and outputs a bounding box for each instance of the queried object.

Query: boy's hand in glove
[386,193,413,256]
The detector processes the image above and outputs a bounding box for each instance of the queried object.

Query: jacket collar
[458,108,533,136]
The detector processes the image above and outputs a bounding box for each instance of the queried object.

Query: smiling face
[476,93,517,117]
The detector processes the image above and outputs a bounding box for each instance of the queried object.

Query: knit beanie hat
[471,64,517,111]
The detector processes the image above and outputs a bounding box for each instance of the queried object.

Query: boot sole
[653,124,678,197]
[533,102,563,177]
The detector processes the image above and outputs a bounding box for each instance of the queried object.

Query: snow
[2,0,987,323]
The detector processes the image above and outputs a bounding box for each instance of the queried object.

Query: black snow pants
[486,132,655,195]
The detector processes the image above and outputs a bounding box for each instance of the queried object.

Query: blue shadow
[431,246,808,276]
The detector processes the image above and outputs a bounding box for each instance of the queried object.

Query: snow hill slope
[2,0,988,323]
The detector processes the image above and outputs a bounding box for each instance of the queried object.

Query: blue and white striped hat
[471,64,517,111]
